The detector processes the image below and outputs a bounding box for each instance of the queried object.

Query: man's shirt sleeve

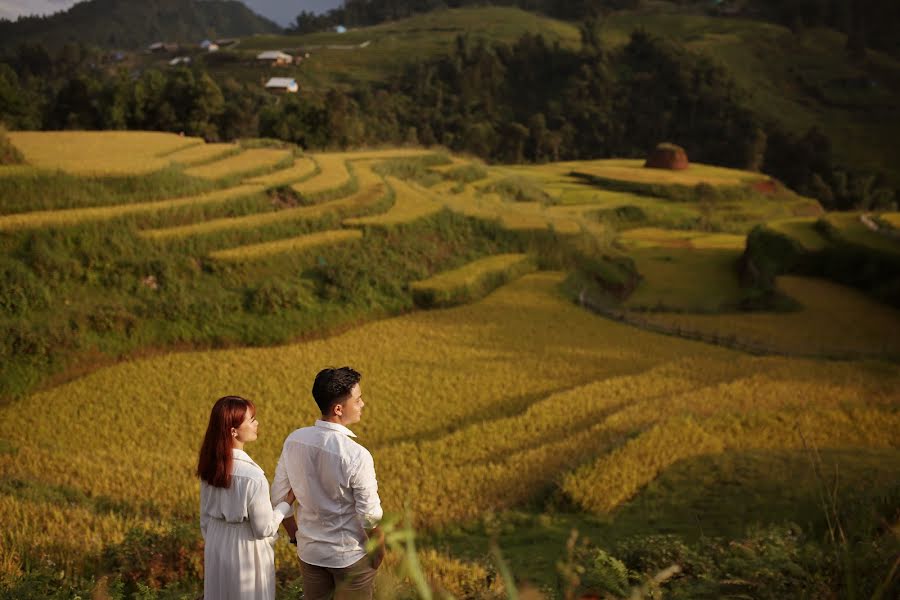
[349,449,383,529]
[270,446,292,506]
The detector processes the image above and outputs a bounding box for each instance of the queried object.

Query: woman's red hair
[197,396,255,488]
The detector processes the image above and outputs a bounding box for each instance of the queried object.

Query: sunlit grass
[183,148,293,180]
[0,184,264,230]
[4,131,202,175]
[637,275,900,356]
[209,229,362,261]
[245,157,317,187]
[166,142,239,166]
[345,176,442,226]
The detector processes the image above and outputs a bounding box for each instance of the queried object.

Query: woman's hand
[285,489,296,505]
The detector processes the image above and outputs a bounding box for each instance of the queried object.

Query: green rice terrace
[0,131,898,598]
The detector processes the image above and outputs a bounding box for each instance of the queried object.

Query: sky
[0,1,344,26]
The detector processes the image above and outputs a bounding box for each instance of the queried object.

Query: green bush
[443,163,488,184]
[483,176,554,204]
[0,125,24,165]
[101,523,203,594]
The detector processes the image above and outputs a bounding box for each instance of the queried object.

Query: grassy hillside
[176,6,900,188]
[1,132,898,597]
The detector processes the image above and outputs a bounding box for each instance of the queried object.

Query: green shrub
[0,258,51,315]
[483,176,554,204]
[101,523,203,593]
[372,154,451,187]
[0,125,24,165]
[443,163,488,184]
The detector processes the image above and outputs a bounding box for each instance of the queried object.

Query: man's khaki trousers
[299,556,378,600]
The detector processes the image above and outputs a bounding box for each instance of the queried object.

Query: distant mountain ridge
[0,0,282,52]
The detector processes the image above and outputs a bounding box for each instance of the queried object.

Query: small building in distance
[257,50,293,65]
[335,25,347,34]
[169,56,192,66]
[199,40,220,52]
[265,77,299,94]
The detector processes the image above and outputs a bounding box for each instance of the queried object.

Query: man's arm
[350,450,385,567]
[270,448,292,506]
[283,515,298,544]
[271,444,299,543]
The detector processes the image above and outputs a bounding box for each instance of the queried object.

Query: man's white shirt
[271,420,383,568]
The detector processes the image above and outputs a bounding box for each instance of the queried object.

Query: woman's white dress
[200,448,292,600]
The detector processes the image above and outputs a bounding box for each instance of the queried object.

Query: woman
[197,395,295,599]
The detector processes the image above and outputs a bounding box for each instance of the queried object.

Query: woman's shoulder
[231,451,266,480]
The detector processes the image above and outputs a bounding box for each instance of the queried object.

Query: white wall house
[256,50,293,65]
[265,77,299,93]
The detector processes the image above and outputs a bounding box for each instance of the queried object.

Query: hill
[0,132,898,598]
[0,0,281,52]
[227,6,899,189]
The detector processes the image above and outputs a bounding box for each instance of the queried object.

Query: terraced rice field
[2,273,896,572]
[823,212,900,255]
[344,176,442,226]
[565,158,768,186]
[766,218,829,251]
[183,148,294,180]
[4,131,202,175]
[0,184,265,230]
[140,176,387,240]
[245,157,317,187]
[209,229,363,261]
[166,142,239,166]
[618,228,745,250]
[410,253,535,306]
[636,275,900,356]
[290,153,354,198]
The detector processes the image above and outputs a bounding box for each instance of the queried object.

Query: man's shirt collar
[315,419,357,438]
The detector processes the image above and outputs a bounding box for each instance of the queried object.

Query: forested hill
[0,0,281,52]
[298,0,899,58]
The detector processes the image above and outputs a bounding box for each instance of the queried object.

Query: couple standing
[197,366,385,599]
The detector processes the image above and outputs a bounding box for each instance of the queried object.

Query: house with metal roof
[265,77,299,93]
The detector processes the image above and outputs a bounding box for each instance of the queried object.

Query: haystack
[645,142,689,170]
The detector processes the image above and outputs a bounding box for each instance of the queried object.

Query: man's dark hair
[312,367,362,416]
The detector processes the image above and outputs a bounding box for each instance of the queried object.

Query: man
[271,366,385,600]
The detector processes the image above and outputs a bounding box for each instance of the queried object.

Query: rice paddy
[1,272,896,575]
[209,229,363,261]
[3,131,202,175]
[635,275,900,357]
[410,253,535,307]
[165,142,240,166]
[765,218,828,251]
[2,133,898,596]
[183,148,294,180]
[544,158,767,187]
[344,176,442,226]
[0,183,265,230]
[822,212,900,255]
[139,179,388,240]
[245,157,317,187]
